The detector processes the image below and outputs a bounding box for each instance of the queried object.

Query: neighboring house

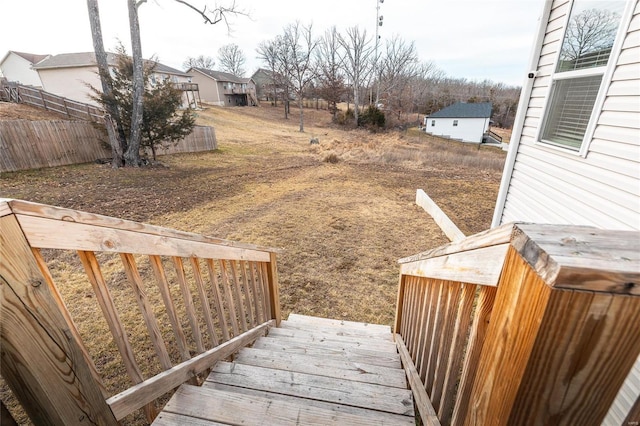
[0,50,50,87]
[251,68,287,102]
[187,68,257,107]
[424,102,492,143]
[491,0,639,423]
[32,52,195,107]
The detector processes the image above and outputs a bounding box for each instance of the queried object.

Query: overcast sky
[1,0,544,86]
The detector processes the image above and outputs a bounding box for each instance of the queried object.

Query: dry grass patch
[0,103,506,424]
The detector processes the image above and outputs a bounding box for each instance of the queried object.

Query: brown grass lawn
[0,102,506,424]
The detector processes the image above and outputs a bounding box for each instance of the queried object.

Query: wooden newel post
[0,213,117,425]
[266,252,281,326]
[465,239,640,425]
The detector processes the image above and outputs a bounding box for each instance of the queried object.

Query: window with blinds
[540,0,625,151]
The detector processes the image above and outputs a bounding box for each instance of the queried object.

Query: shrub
[358,106,385,129]
[324,153,339,163]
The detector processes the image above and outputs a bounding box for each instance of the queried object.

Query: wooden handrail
[0,199,282,423]
[395,223,640,425]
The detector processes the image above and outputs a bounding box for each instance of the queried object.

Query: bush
[358,106,385,129]
[323,153,339,163]
[336,108,354,125]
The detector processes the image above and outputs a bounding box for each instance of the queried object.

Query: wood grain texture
[267,253,282,325]
[252,336,401,369]
[7,199,278,254]
[465,247,552,425]
[17,214,271,261]
[203,383,415,424]
[269,325,398,353]
[149,255,191,362]
[219,260,240,336]
[450,285,496,426]
[239,261,256,326]
[400,243,509,286]
[396,334,441,426]
[172,257,204,353]
[234,347,407,388]
[107,320,273,420]
[205,259,229,342]
[159,385,411,425]
[398,222,513,264]
[415,188,466,242]
[208,361,414,415]
[189,258,218,347]
[229,260,248,332]
[0,215,117,425]
[120,253,172,371]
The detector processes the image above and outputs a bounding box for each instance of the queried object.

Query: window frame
[453,119,459,127]
[535,0,633,157]
[431,120,435,127]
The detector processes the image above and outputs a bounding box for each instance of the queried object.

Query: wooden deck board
[159,385,410,425]
[207,361,414,415]
[204,383,415,424]
[272,322,398,352]
[285,313,393,338]
[233,347,407,388]
[154,314,413,425]
[252,336,401,368]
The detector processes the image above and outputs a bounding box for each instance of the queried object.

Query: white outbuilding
[424,102,492,143]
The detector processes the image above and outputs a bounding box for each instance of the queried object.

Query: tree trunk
[298,96,304,132]
[86,0,126,167]
[353,85,360,126]
[125,0,143,167]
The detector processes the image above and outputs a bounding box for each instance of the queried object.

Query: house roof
[428,102,492,119]
[5,51,50,65]
[32,52,189,76]
[189,67,246,83]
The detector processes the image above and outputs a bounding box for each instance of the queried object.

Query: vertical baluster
[229,261,248,332]
[172,257,204,354]
[206,259,230,342]
[148,255,190,362]
[219,260,240,337]
[248,261,263,323]
[190,258,218,347]
[120,253,172,371]
[240,261,256,327]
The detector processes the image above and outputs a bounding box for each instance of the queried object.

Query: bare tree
[126,0,144,166]
[256,40,282,106]
[559,7,621,70]
[280,22,319,132]
[218,43,246,76]
[317,26,346,122]
[183,55,215,70]
[378,35,419,120]
[86,0,126,167]
[338,26,374,125]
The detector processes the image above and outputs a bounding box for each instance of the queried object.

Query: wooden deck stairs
[154,314,414,425]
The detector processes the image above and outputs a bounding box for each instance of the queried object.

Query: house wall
[189,72,224,106]
[1,53,44,87]
[493,1,640,423]
[37,66,101,105]
[425,117,489,143]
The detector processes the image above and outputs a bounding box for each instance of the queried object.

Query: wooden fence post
[0,212,117,425]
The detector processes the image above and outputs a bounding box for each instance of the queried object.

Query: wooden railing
[395,223,640,425]
[0,199,281,425]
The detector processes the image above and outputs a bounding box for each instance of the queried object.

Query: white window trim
[535,0,635,158]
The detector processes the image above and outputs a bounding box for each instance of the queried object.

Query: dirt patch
[0,101,68,120]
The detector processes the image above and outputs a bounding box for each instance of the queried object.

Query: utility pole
[374,0,384,106]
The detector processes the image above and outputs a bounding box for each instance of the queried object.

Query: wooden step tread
[234,346,408,388]
[207,361,414,416]
[286,314,392,337]
[275,322,397,349]
[155,385,412,425]
[204,383,415,425]
[252,336,401,368]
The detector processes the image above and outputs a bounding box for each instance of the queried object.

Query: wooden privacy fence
[0,199,281,424]
[0,121,217,172]
[2,83,104,122]
[395,223,640,425]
